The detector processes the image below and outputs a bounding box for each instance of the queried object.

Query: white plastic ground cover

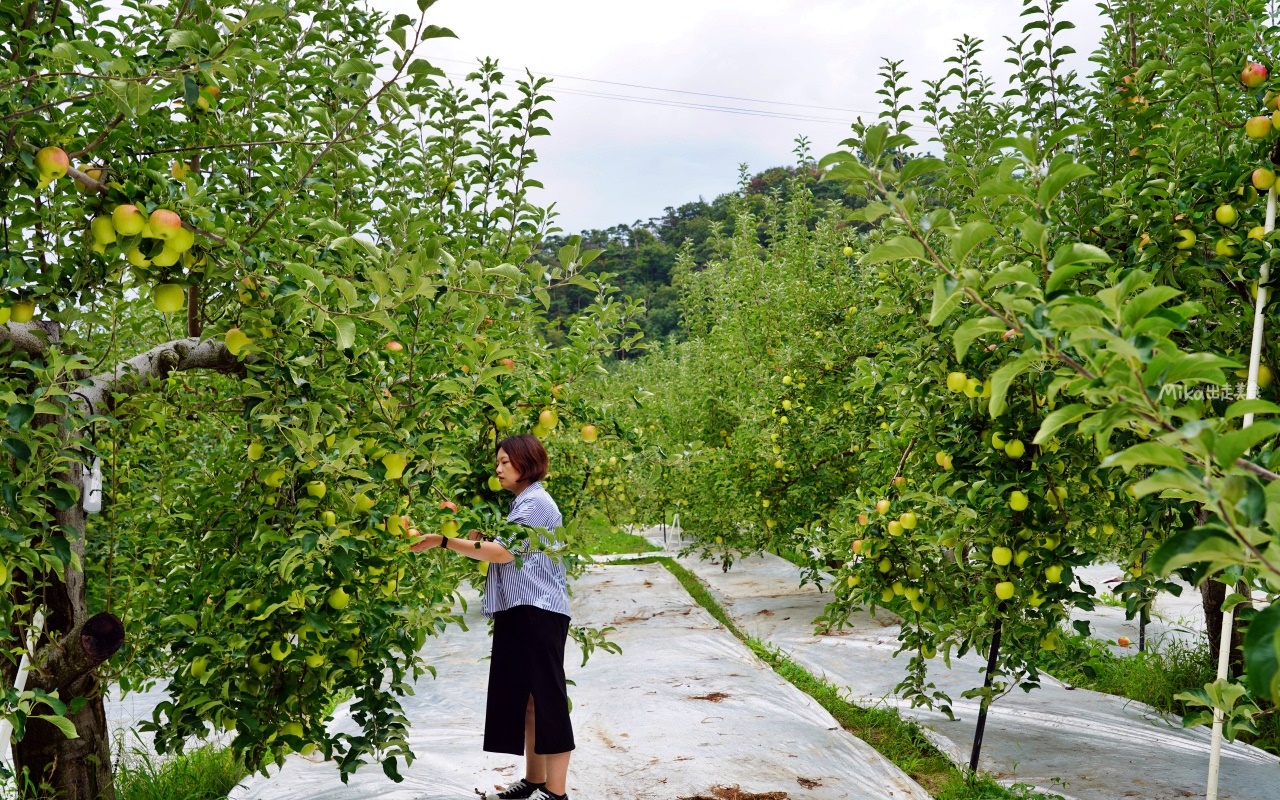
[676,551,1279,800]
[228,562,933,800]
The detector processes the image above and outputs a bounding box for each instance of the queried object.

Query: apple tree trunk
[10,403,123,799]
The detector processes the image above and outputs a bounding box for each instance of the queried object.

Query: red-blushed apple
[112,204,146,236]
[1246,115,1273,139]
[35,146,69,188]
[1117,636,1131,647]
[1243,62,1269,88]
[384,340,403,352]
[150,209,183,240]
[438,500,458,513]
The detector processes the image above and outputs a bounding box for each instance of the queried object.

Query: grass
[577,517,663,555]
[99,687,351,800]
[1034,632,1280,755]
[615,556,1055,800]
[113,743,249,800]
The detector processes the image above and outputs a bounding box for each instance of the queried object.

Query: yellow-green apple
[152,283,185,314]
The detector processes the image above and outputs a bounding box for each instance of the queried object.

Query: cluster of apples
[91,205,199,313]
[945,370,991,398]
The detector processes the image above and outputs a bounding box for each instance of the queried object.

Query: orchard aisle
[675,551,1279,800]
[229,563,933,800]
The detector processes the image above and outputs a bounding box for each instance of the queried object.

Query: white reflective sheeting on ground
[226,563,933,800]
[673,551,1279,800]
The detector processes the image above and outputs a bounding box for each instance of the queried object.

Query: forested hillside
[536,154,867,347]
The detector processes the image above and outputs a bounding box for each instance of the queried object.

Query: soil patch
[679,787,790,800]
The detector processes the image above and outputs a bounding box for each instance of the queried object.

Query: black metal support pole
[968,615,1004,774]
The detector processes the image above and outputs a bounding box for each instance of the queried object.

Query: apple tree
[0,1,636,797]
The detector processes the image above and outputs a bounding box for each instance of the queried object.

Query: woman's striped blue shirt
[482,480,571,620]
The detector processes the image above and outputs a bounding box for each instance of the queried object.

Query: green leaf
[984,263,1040,291]
[952,317,1006,363]
[863,236,925,265]
[50,42,79,62]
[1225,399,1280,420]
[1101,442,1187,472]
[974,178,1031,199]
[332,317,356,351]
[1044,264,1092,295]
[2,438,31,461]
[899,157,947,184]
[1130,468,1208,502]
[488,264,525,281]
[950,221,997,265]
[7,403,33,430]
[1150,527,1246,575]
[928,274,963,326]
[334,58,377,78]
[1037,162,1095,209]
[34,715,78,740]
[1162,353,1236,386]
[988,351,1041,417]
[1122,286,1181,327]
[1033,403,1091,444]
[167,30,201,50]
[1244,603,1280,702]
[1216,422,1280,468]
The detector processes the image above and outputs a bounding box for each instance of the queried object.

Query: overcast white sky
[374,0,1108,235]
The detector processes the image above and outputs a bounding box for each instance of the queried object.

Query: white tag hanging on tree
[83,457,103,515]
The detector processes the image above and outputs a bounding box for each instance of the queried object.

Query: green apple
[1008,490,1029,511]
[1045,564,1064,583]
[321,510,336,527]
[306,481,326,499]
[250,655,270,677]
[270,639,292,661]
[225,327,252,356]
[112,204,145,235]
[1004,439,1026,459]
[488,475,502,491]
[991,546,1013,566]
[10,300,35,323]
[354,493,375,512]
[248,442,265,461]
[305,653,326,668]
[1215,204,1239,226]
[995,581,1016,600]
[190,656,209,679]
[327,587,350,610]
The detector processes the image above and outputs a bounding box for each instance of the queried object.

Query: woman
[411,434,574,800]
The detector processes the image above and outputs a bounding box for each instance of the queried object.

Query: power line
[432,56,911,118]
[439,68,940,130]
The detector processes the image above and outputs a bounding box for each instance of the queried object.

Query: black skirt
[484,604,576,755]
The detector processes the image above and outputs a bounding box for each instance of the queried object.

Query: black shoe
[483,778,546,799]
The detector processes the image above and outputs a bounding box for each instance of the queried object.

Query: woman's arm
[409,531,514,563]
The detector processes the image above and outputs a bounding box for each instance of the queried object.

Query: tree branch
[72,336,241,414]
[0,321,55,355]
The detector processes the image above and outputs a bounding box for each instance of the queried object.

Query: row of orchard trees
[593,0,1280,769]
[1,0,637,797]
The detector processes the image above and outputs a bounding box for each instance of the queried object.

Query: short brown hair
[497,434,548,484]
